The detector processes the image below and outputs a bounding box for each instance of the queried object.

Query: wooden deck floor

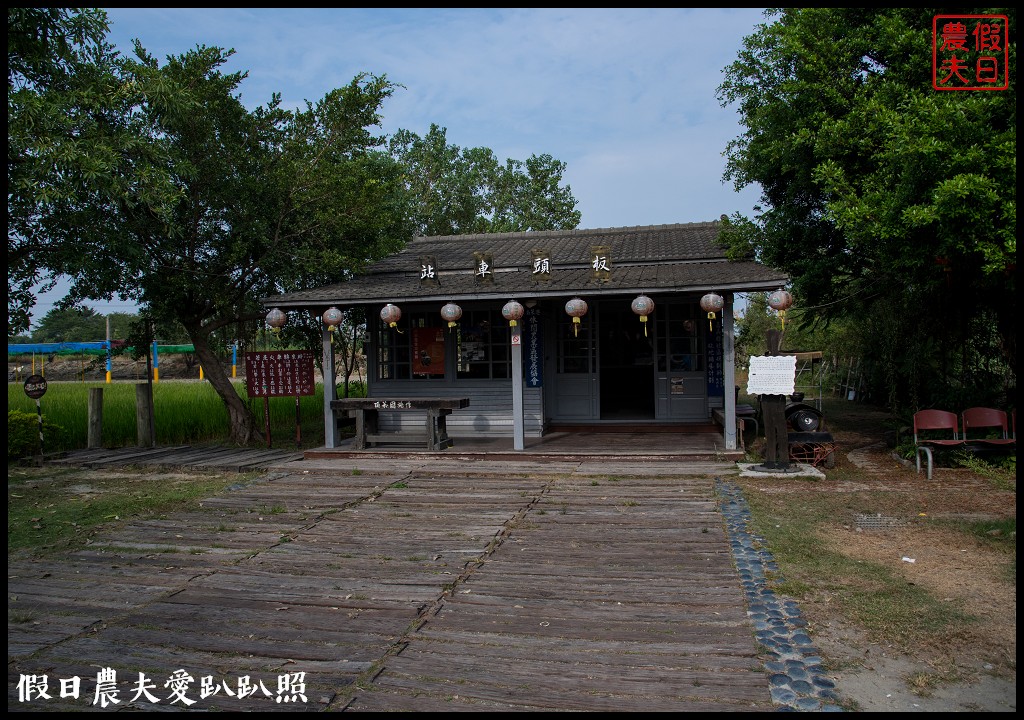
[9,453,772,712]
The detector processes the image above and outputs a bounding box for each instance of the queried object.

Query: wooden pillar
[105,317,112,383]
[762,329,789,469]
[88,388,104,449]
[511,325,525,450]
[322,326,340,448]
[136,383,153,447]
[723,295,737,450]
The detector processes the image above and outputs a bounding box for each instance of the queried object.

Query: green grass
[952,451,1017,491]
[738,488,980,651]
[8,465,242,556]
[8,380,363,453]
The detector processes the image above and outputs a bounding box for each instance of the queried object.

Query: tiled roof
[266,221,788,308]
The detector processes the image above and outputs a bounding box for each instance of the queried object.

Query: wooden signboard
[245,350,316,449]
[746,355,796,396]
[246,351,316,397]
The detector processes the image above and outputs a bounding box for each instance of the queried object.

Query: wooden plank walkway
[9,457,773,712]
[49,445,306,472]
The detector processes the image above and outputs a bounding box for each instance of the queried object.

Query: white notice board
[747,355,796,396]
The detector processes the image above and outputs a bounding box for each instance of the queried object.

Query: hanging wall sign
[531,248,551,279]
[419,256,439,286]
[706,321,724,396]
[473,252,494,284]
[746,355,797,396]
[524,307,543,387]
[591,245,611,281]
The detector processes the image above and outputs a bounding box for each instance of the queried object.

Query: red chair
[913,410,965,480]
[961,407,1016,450]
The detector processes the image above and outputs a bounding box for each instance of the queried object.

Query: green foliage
[952,450,1016,491]
[718,8,1016,414]
[9,13,412,443]
[390,124,581,236]
[8,8,122,333]
[7,410,64,460]
[28,307,138,343]
[8,11,581,444]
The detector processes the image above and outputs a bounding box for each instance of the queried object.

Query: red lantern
[768,289,794,330]
[380,303,402,330]
[700,293,724,332]
[565,297,588,337]
[322,306,343,332]
[440,302,462,331]
[321,306,343,344]
[265,307,286,335]
[502,299,525,328]
[631,295,655,336]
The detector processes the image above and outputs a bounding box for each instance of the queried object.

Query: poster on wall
[413,327,446,375]
[746,355,796,396]
[524,307,543,387]
[706,324,724,396]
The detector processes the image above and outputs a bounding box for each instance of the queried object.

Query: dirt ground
[737,403,1016,712]
[815,524,1016,712]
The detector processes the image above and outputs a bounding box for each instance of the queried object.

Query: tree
[9,10,582,444]
[120,54,411,443]
[28,307,137,343]
[9,11,413,443]
[390,124,581,236]
[22,307,104,344]
[8,8,122,333]
[717,8,1016,412]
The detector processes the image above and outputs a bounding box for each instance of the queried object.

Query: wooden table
[331,397,470,450]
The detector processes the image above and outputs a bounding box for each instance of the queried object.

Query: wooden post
[136,383,153,447]
[723,295,738,451]
[511,326,525,451]
[263,396,272,448]
[322,327,340,448]
[35,398,44,466]
[105,316,112,383]
[88,387,104,449]
[762,329,790,469]
[145,321,155,444]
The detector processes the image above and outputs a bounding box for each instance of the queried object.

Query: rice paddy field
[8,380,365,455]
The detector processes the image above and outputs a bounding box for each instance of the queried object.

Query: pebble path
[716,479,846,712]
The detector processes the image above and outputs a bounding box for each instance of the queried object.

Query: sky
[28,7,771,328]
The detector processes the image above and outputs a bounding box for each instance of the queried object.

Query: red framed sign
[933,14,1009,91]
[246,351,315,397]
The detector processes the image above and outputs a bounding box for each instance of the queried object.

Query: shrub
[7,410,64,461]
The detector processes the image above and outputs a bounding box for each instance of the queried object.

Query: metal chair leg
[915,446,933,480]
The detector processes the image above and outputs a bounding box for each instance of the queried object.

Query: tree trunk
[189,333,259,445]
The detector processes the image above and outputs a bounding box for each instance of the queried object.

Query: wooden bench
[712,404,759,450]
[330,397,470,451]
